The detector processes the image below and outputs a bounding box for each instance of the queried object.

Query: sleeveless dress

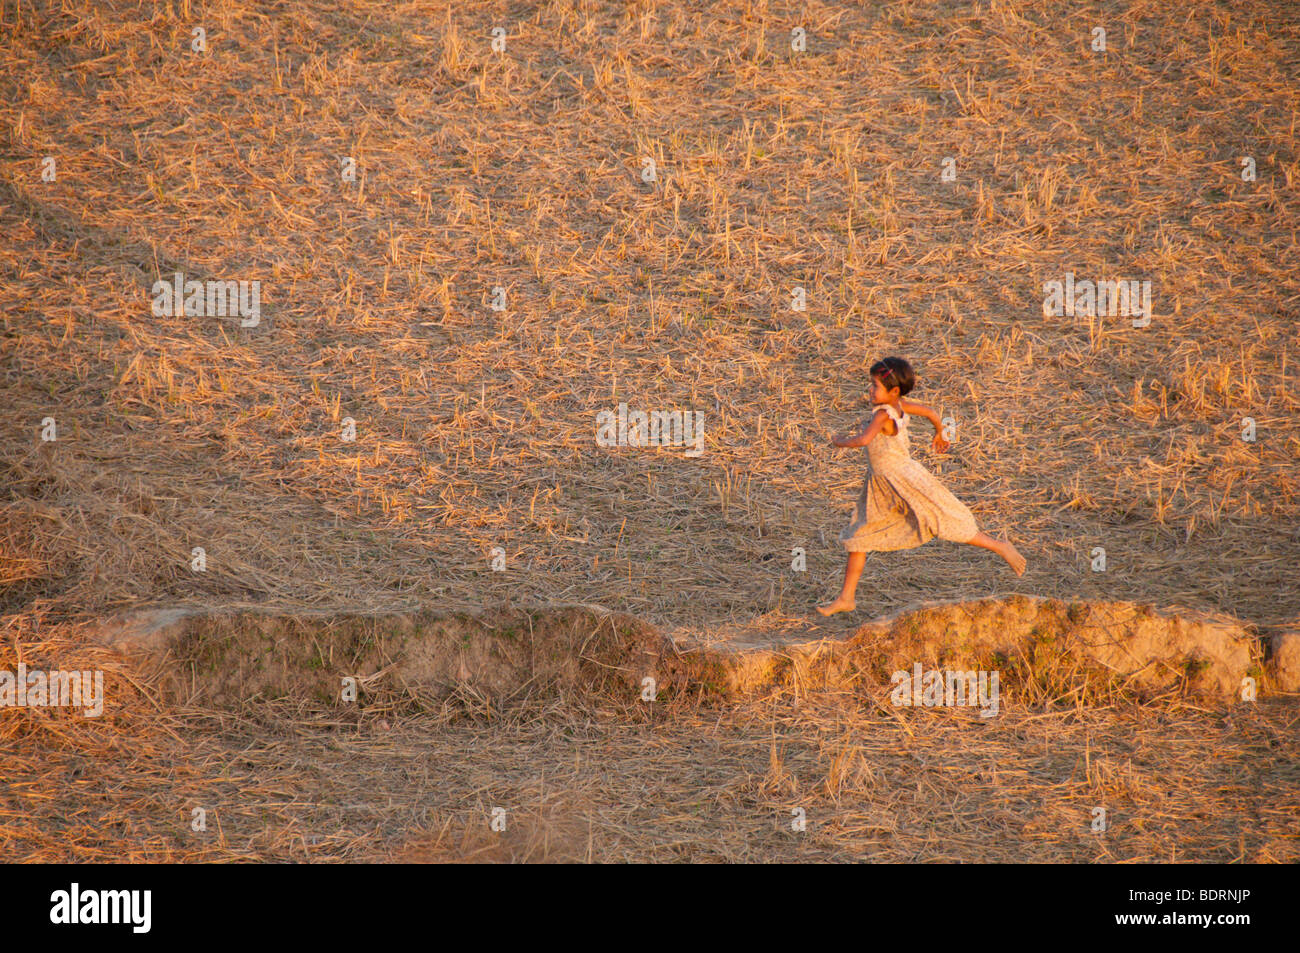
[838,403,979,552]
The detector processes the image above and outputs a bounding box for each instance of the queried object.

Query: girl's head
[868,357,915,403]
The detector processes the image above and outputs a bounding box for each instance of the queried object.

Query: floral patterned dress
[838,403,979,552]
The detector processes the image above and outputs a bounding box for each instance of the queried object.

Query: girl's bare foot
[817,597,856,616]
[1000,541,1026,576]
[967,532,1026,576]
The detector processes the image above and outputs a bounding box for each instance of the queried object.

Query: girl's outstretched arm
[901,399,950,452]
[831,408,888,448]
[900,398,941,431]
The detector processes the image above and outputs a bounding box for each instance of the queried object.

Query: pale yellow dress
[838,403,979,552]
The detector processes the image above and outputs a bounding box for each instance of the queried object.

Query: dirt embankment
[82,595,1286,717]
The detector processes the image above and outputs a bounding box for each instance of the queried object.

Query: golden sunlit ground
[2,0,1297,862]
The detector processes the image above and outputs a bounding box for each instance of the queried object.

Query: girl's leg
[966,532,1026,576]
[817,550,867,615]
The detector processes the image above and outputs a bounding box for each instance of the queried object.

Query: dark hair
[870,357,915,396]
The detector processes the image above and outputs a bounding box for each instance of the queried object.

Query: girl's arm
[900,399,941,431]
[901,399,950,452]
[831,408,888,448]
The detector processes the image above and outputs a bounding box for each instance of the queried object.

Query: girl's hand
[830,434,845,447]
[931,433,951,453]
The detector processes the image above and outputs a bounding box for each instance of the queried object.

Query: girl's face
[868,373,899,405]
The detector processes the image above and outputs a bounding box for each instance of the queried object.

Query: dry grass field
[2,0,1298,862]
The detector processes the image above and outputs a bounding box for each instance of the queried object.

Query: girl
[818,356,1026,616]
